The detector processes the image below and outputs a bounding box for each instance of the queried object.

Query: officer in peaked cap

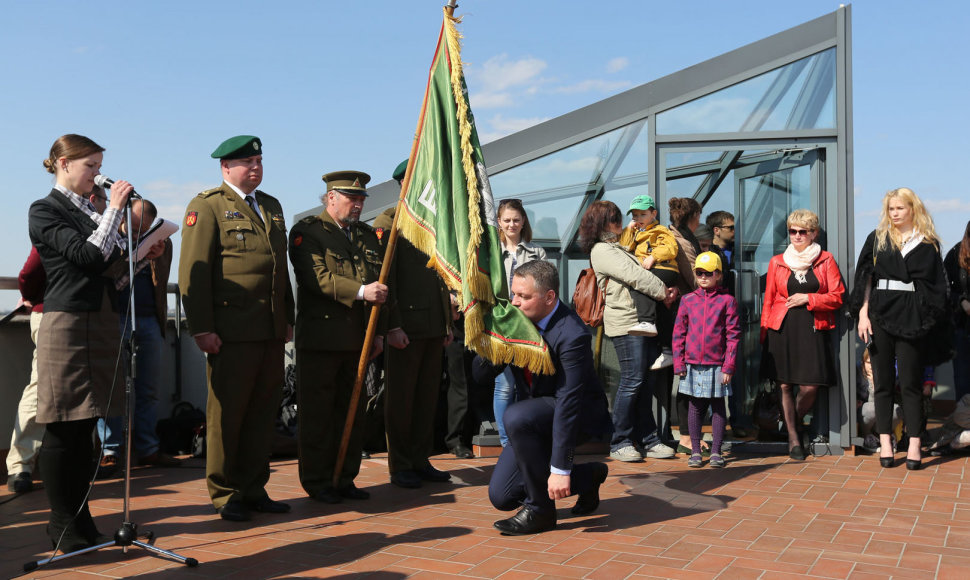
[178,135,295,522]
[288,169,397,503]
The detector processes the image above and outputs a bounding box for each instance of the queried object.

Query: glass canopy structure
[346,7,855,452]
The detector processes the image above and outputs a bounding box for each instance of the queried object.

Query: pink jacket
[760,250,844,342]
[672,286,740,375]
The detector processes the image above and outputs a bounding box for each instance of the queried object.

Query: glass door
[733,149,821,424]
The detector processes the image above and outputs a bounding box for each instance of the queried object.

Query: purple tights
[688,397,726,456]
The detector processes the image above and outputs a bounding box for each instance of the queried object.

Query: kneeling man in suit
[484,260,612,535]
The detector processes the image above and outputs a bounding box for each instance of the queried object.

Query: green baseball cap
[627,194,656,214]
[211,135,262,160]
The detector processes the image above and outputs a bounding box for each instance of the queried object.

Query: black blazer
[28,189,122,313]
[475,301,613,470]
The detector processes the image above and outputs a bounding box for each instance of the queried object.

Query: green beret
[211,135,262,160]
[323,170,371,196]
[392,159,409,182]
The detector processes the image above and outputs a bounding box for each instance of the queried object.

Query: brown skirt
[36,290,124,424]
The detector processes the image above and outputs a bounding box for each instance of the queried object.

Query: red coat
[760,250,844,341]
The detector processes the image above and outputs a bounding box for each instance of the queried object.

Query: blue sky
[1,1,967,309]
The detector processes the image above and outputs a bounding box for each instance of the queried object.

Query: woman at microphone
[27,134,134,552]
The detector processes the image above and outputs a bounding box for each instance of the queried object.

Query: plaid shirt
[53,184,125,259]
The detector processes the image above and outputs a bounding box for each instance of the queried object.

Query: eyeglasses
[788,228,811,236]
[717,224,735,231]
[694,270,715,278]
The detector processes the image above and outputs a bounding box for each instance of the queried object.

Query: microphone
[93,174,142,199]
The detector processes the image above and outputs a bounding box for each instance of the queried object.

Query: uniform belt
[876,279,915,292]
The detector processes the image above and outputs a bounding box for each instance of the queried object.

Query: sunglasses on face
[694,270,715,278]
[718,224,735,230]
[788,228,811,236]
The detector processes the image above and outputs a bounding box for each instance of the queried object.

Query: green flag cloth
[395,9,553,374]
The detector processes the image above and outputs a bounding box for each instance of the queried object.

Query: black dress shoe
[493,506,556,535]
[217,501,252,522]
[880,456,895,468]
[7,472,33,493]
[391,471,423,489]
[338,484,370,500]
[451,445,474,459]
[249,496,291,513]
[572,462,608,516]
[311,488,343,504]
[906,458,922,471]
[416,464,451,482]
[788,445,806,461]
[361,450,371,459]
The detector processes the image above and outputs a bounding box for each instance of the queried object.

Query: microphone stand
[25,196,198,572]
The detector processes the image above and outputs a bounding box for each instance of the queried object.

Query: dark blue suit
[485,302,612,517]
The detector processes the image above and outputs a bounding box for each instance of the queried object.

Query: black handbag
[752,382,785,441]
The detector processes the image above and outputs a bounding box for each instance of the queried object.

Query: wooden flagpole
[331,0,460,489]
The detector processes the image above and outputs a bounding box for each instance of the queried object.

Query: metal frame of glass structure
[318,7,855,452]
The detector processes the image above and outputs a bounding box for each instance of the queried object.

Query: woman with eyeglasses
[760,209,844,460]
[852,188,947,470]
[494,198,546,446]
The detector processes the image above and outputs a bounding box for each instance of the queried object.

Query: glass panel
[735,158,815,429]
[489,122,647,245]
[657,48,836,134]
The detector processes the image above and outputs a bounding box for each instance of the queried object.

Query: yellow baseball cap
[694,251,722,273]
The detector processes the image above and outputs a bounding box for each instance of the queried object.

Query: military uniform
[289,201,392,497]
[178,137,294,513]
[373,207,452,481]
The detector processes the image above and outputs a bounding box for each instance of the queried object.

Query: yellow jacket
[618,220,679,274]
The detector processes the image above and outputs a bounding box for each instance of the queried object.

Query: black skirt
[762,269,837,387]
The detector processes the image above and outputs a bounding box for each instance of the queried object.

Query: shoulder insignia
[198,187,221,198]
[186,211,198,227]
[375,227,385,241]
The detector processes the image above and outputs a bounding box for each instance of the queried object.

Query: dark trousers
[39,418,100,544]
[488,397,598,517]
[384,336,445,473]
[297,349,365,493]
[870,323,923,436]
[444,337,477,449]
[631,290,658,325]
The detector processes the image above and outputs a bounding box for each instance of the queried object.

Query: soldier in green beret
[289,170,394,503]
[178,135,295,522]
[376,163,454,489]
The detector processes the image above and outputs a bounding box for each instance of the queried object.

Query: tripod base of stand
[23,522,199,572]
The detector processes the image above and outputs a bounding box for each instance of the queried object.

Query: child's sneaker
[627,322,658,337]
[687,454,703,468]
[650,350,673,369]
[709,455,726,468]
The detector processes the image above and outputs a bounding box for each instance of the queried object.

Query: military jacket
[289,210,394,351]
[374,208,451,340]
[178,182,294,341]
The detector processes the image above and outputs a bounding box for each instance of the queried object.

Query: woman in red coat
[760,209,844,460]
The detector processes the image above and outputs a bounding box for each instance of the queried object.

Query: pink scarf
[783,242,821,284]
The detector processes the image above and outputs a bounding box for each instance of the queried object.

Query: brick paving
[2,450,969,578]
